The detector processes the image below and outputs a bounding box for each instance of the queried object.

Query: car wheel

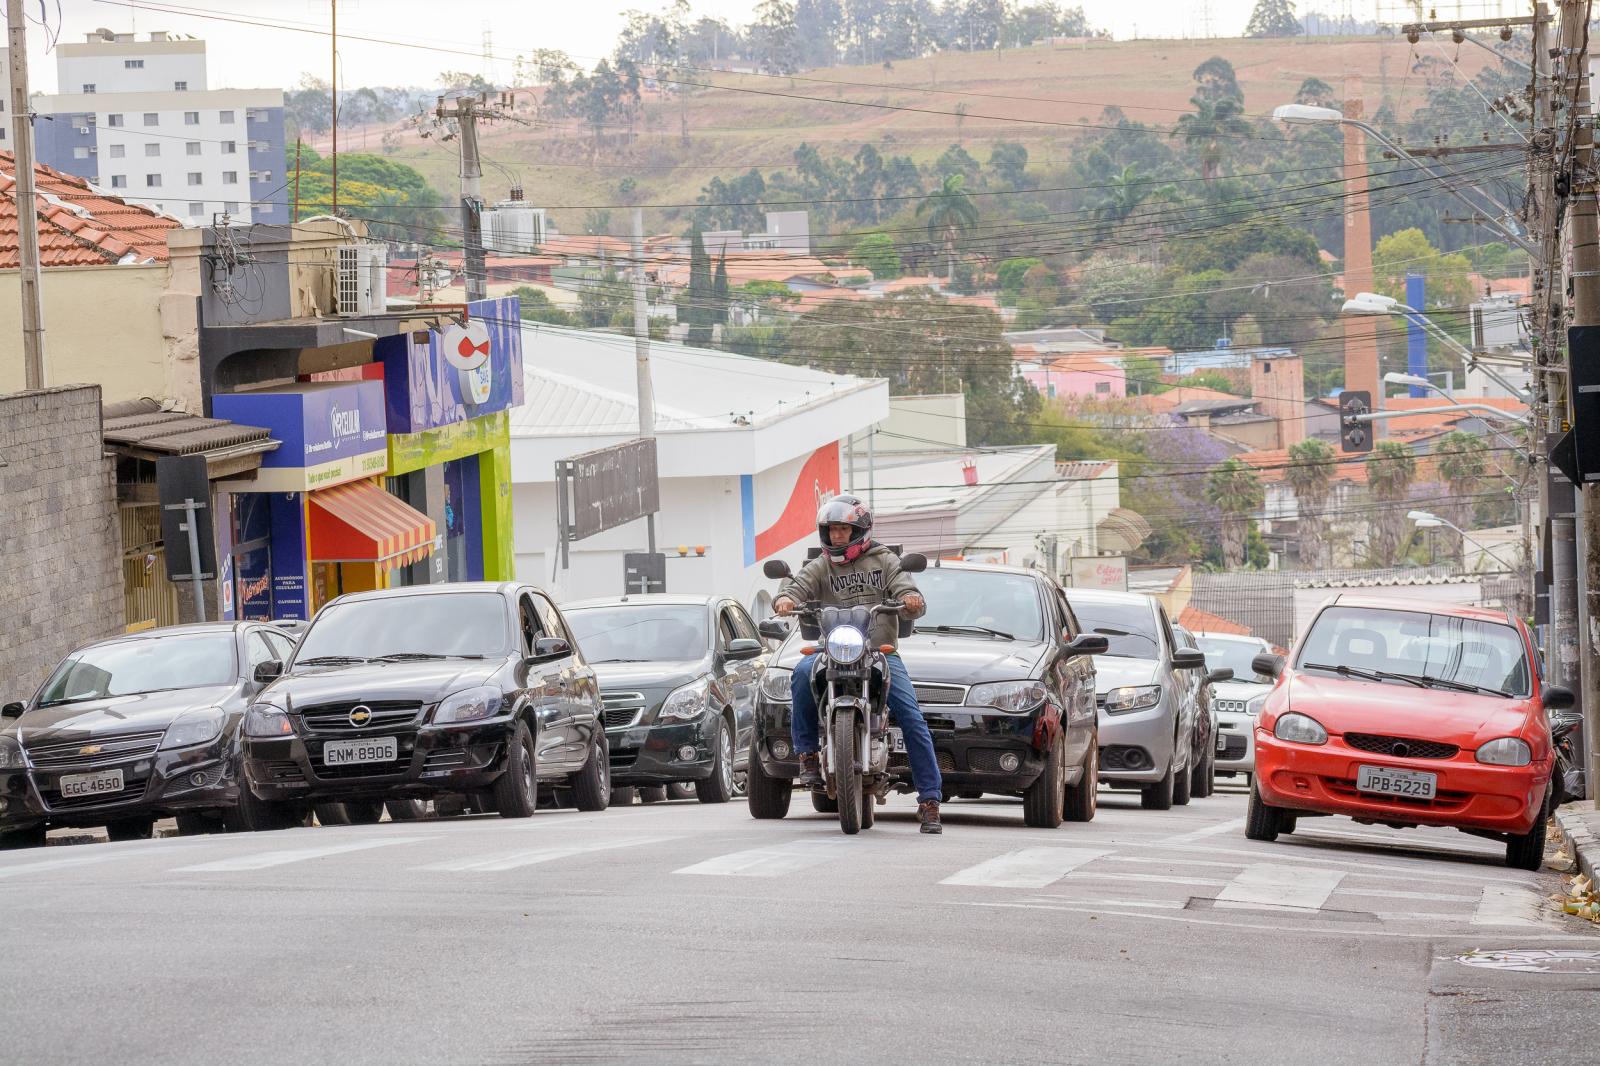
[313,802,351,827]
[493,720,539,819]
[385,799,429,821]
[1065,739,1098,823]
[1191,745,1214,799]
[342,799,385,825]
[1023,728,1066,828]
[1140,760,1175,811]
[667,782,697,801]
[696,718,735,804]
[1172,751,1193,807]
[1280,813,1297,835]
[733,769,748,798]
[106,817,155,842]
[745,745,791,820]
[1505,799,1548,871]
[0,824,47,849]
[1244,780,1283,842]
[638,785,668,804]
[225,778,301,833]
[810,789,838,814]
[609,786,637,807]
[570,733,611,812]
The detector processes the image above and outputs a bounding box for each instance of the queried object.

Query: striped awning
[308,479,437,572]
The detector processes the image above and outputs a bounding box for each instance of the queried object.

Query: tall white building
[32,31,287,225]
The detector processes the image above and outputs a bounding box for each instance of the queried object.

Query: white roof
[847,446,1057,515]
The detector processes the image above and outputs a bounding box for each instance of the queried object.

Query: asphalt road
[5,782,1599,1066]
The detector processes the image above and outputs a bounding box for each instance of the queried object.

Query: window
[174,81,188,91]
[224,201,241,214]
[1296,606,1532,698]
[110,175,127,188]
[82,84,96,94]
[222,171,238,184]
[1095,381,1111,395]
[124,59,144,69]
[220,140,236,154]
[143,113,159,126]
[107,113,124,127]
[108,144,125,158]
[261,630,297,663]
[251,140,269,152]
[73,146,90,159]
[218,110,235,124]
[189,202,206,216]
[146,174,162,187]
[186,141,201,156]
[187,172,203,186]
[144,143,160,157]
[247,109,263,122]
[184,112,200,125]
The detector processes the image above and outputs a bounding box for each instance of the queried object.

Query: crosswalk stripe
[674,839,849,878]
[941,847,1106,889]
[1215,863,1346,911]
[175,836,428,872]
[0,854,112,880]
[1336,887,1478,903]
[1158,818,1246,845]
[416,834,670,872]
[1471,884,1548,927]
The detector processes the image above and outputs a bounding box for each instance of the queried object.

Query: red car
[1247,595,1572,870]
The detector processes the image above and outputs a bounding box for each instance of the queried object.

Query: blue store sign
[377,296,525,434]
[214,380,388,492]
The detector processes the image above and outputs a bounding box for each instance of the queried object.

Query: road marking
[1065,872,1228,888]
[1146,843,1531,885]
[0,854,113,880]
[940,847,1107,889]
[674,839,850,878]
[1472,884,1549,927]
[1158,818,1245,845]
[1025,896,1185,910]
[416,834,671,873]
[1336,888,1479,903]
[1215,863,1346,911]
[175,836,428,873]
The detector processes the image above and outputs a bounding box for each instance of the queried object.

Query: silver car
[1065,589,1207,810]
[1194,632,1274,783]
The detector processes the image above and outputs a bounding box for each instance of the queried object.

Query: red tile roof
[1377,395,1528,435]
[0,150,179,268]
[1179,606,1252,637]
[1235,447,1371,485]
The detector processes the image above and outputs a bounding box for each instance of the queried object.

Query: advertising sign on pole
[1069,555,1128,592]
[557,437,661,543]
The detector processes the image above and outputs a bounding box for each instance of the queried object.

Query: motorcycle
[1551,711,1586,807]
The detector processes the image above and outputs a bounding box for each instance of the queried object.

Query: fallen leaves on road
[1554,873,1599,923]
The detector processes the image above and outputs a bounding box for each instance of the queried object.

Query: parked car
[0,622,302,848]
[747,561,1108,828]
[1194,631,1275,784]
[1248,595,1567,870]
[1172,624,1221,799]
[239,582,609,827]
[561,594,768,805]
[1063,589,1207,811]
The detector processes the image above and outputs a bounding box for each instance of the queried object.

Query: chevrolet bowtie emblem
[348,706,373,727]
[78,745,102,756]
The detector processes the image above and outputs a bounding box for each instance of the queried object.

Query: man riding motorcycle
[772,495,944,834]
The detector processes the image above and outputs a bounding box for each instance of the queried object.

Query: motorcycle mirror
[900,552,928,573]
[762,559,792,580]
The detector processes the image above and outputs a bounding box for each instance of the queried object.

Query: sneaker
[918,799,943,834]
[797,752,822,787]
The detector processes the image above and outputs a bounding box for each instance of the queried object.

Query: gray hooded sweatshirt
[778,543,925,650]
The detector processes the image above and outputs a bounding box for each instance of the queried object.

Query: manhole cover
[1453,949,1600,974]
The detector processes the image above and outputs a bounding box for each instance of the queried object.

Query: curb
[1553,804,1600,885]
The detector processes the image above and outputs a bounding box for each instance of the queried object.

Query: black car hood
[773,633,1049,684]
[17,685,239,743]
[591,659,708,691]
[267,659,502,708]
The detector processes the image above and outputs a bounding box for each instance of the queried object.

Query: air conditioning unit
[336,243,388,317]
[76,126,91,134]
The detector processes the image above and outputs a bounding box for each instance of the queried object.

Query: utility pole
[7,0,46,389]
[435,94,490,302]
[330,0,338,213]
[632,206,657,554]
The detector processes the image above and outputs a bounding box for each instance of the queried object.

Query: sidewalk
[1553,802,1600,883]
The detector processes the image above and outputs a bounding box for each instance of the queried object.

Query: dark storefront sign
[377,296,525,434]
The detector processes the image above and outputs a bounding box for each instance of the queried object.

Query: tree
[852,232,903,279]
[988,141,1031,189]
[685,229,715,345]
[712,252,731,326]
[1173,95,1251,183]
[749,0,801,74]
[1366,441,1418,567]
[1436,430,1488,559]
[511,287,578,327]
[1093,163,1177,240]
[1192,56,1242,105]
[916,173,980,281]
[1245,0,1303,38]
[578,270,628,328]
[1294,76,1336,108]
[1286,438,1335,569]
[1205,459,1265,570]
[997,256,1043,303]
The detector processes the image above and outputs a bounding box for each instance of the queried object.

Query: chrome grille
[911,683,967,705]
[601,691,646,729]
[26,729,166,770]
[300,701,421,733]
[1213,699,1250,715]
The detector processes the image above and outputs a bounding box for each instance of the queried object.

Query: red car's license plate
[1356,764,1437,799]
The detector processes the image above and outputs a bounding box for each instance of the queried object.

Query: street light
[1407,509,1523,574]
[1343,292,1531,401]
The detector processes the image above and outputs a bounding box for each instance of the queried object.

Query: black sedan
[240,582,609,827]
[562,594,768,804]
[747,561,1107,828]
[0,622,301,847]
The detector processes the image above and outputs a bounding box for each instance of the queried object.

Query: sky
[11,0,1270,92]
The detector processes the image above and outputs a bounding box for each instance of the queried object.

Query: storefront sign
[1070,555,1128,592]
[214,381,388,492]
[377,296,525,434]
[388,410,509,477]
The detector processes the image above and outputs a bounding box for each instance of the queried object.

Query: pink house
[1014,348,1127,400]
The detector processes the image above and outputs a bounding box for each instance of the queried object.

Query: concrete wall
[851,393,966,452]
[1251,353,1305,448]
[0,386,124,702]
[0,265,175,403]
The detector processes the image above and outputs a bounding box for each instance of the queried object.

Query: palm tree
[1366,440,1418,567]
[917,174,980,281]
[1172,96,1251,183]
[1436,430,1488,559]
[1205,459,1265,569]
[1286,438,1335,569]
[1093,164,1179,243]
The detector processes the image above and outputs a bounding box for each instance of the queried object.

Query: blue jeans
[791,652,943,804]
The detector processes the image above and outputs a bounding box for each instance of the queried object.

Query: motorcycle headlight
[159,708,226,750]
[659,678,710,721]
[825,625,866,665]
[434,685,504,725]
[1274,712,1328,745]
[758,667,794,703]
[243,703,293,738]
[967,680,1048,713]
[0,735,25,770]
[1103,685,1162,714]
[1246,694,1268,716]
[1475,737,1532,767]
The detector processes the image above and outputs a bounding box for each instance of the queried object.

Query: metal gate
[121,503,178,631]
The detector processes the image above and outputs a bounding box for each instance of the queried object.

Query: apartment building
[30,31,286,226]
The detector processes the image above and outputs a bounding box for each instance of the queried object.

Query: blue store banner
[214,380,388,492]
[378,296,525,434]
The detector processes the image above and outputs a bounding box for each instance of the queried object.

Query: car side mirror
[1207,668,1234,683]
[1171,648,1206,670]
[1542,684,1576,711]
[1252,653,1284,679]
[762,559,792,580]
[1,701,24,720]
[527,637,571,663]
[1065,633,1109,656]
[900,552,927,573]
[723,638,763,662]
[758,618,790,641]
[253,660,283,684]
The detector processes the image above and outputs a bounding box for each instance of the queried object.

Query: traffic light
[1338,390,1373,454]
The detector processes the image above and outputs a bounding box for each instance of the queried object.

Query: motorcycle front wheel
[832,708,864,835]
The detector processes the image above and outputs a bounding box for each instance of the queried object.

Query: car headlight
[825,625,866,665]
[0,736,25,770]
[659,678,710,721]
[1476,737,1532,767]
[159,708,226,750]
[759,667,793,703]
[1246,694,1268,716]
[434,685,504,725]
[1274,712,1328,745]
[1103,685,1162,714]
[968,680,1048,713]
[243,703,293,738]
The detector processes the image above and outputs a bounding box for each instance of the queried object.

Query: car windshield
[913,569,1045,640]
[37,632,237,705]
[293,593,510,664]
[564,605,708,662]
[1295,605,1531,697]
[1069,598,1161,659]
[1196,636,1270,681]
